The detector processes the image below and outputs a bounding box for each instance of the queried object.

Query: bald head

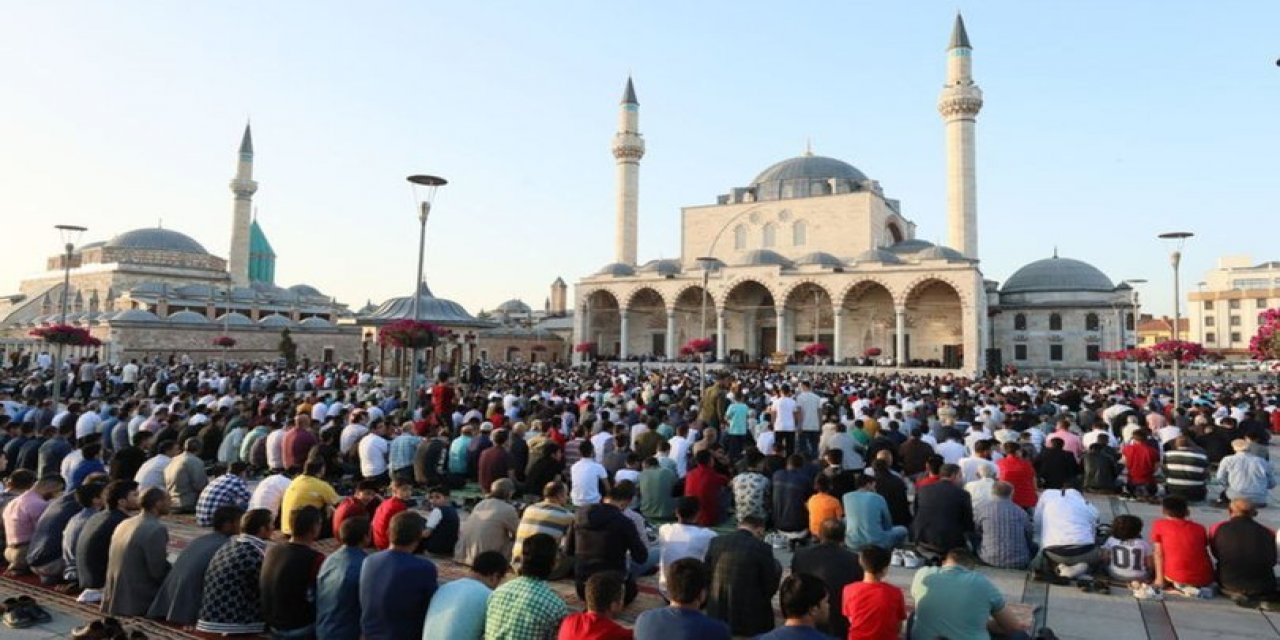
[1229,498,1257,519]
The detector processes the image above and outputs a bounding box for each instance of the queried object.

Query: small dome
[853,249,904,265]
[595,263,636,277]
[105,228,209,255]
[258,314,293,327]
[750,155,867,201]
[886,239,935,254]
[495,299,532,314]
[637,259,682,277]
[299,316,333,328]
[794,252,844,268]
[916,246,967,261]
[288,284,323,297]
[112,309,162,323]
[1001,256,1115,294]
[737,249,794,268]
[167,310,210,324]
[215,312,254,326]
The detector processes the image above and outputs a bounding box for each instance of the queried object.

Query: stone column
[833,309,844,365]
[716,310,726,361]
[618,310,630,359]
[775,309,787,355]
[895,306,907,367]
[665,310,676,358]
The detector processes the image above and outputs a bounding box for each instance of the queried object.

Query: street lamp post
[406,175,447,421]
[695,257,717,386]
[1123,279,1147,382]
[1196,281,1207,345]
[1158,232,1193,410]
[51,224,87,411]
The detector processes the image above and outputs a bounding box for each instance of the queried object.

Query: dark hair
[492,429,509,446]
[471,550,510,578]
[389,510,426,546]
[518,533,558,579]
[74,482,106,509]
[242,508,274,536]
[675,496,701,521]
[1110,514,1144,541]
[786,453,805,470]
[541,442,561,459]
[813,473,832,494]
[82,442,102,459]
[693,449,712,466]
[140,486,168,511]
[104,480,137,510]
[583,571,625,613]
[212,505,245,531]
[859,546,892,574]
[925,454,944,474]
[290,506,323,537]
[665,557,710,605]
[819,518,845,543]
[778,573,827,619]
[356,479,382,493]
[743,449,764,468]
[855,473,877,489]
[302,457,326,477]
[938,463,961,479]
[7,469,35,491]
[542,481,566,500]
[608,480,636,502]
[339,516,371,547]
[642,456,658,468]
[1162,495,1189,519]
[578,440,595,458]
[945,547,978,568]
[229,461,249,476]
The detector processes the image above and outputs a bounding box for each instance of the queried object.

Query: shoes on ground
[1056,562,1090,580]
[890,550,905,567]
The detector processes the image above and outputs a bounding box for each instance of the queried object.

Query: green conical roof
[248,218,276,284]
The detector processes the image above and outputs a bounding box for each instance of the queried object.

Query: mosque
[573,15,1140,377]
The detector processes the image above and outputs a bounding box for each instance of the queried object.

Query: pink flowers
[574,342,597,354]
[30,324,100,347]
[682,338,715,354]
[804,343,831,357]
[379,319,446,349]
[863,347,882,358]
[1249,308,1280,360]
[212,336,237,348]
[1151,339,1205,364]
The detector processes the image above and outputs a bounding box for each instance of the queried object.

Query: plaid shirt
[484,576,568,640]
[974,497,1033,568]
[196,474,251,527]
[389,434,422,472]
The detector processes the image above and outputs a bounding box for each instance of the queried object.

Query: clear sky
[2,2,1276,318]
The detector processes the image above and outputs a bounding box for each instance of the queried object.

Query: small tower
[228,123,259,286]
[248,211,277,284]
[550,277,568,316]
[612,77,644,266]
[937,13,983,259]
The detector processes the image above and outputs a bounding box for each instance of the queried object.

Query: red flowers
[30,324,100,347]
[1250,308,1280,360]
[863,347,882,357]
[803,343,830,357]
[379,319,446,349]
[574,342,597,354]
[682,338,714,354]
[213,336,237,348]
[1151,340,1205,364]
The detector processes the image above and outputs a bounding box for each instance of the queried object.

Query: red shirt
[1121,442,1160,485]
[1270,410,1280,434]
[915,475,942,490]
[996,456,1038,509]
[281,427,317,471]
[331,495,378,540]
[842,580,906,640]
[431,383,455,417]
[370,496,409,549]
[684,464,728,526]
[1152,517,1213,587]
[556,612,633,640]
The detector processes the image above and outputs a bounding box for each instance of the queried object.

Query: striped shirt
[1162,447,1209,488]
[974,497,1033,568]
[514,501,574,560]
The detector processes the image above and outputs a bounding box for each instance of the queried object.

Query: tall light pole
[51,224,87,410]
[696,256,717,386]
[1123,278,1147,382]
[406,175,447,421]
[1158,232,1193,410]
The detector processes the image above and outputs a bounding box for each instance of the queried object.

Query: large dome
[1001,256,1115,294]
[750,154,868,201]
[105,228,209,255]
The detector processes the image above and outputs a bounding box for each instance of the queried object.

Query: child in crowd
[1103,514,1153,585]
[557,571,633,640]
[842,546,907,640]
[1152,495,1215,598]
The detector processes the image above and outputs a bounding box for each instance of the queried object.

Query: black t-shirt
[259,542,324,631]
[1211,517,1278,596]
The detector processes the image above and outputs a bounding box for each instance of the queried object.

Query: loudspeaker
[985,348,1002,375]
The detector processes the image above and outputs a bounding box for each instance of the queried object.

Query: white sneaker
[901,550,925,569]
[1057,562,1090,579]
[1132,584,1163,601]
[890,549,905,567]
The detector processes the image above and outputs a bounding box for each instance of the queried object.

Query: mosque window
[1013,314,1026,331]
[734,225,747,250]
[1049,313,1062,331]
[1014,344,1027,360]
[1125,313,1134,331]
[763,223,777,248]
[1086,344,1100,361]
[792,220,807,246]
[1050,344,1063,361]
[1085,313,1099,331]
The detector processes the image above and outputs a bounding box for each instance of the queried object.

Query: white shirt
[339,424,368,455]
[590,432,615,462]
[570,458,609,505]
[121,363,139,383]
[1156,425,1183,446]
[1082,429,1116,451]
[1103,537,1152,581]
[756,430,777,457]
[771,396,799,432]
[358,435,390,477]
[965,477,997,512]
[311,403,328,423]
[936,440,966,465]
[75,412,103,440]
[796,392,822,432]
[265,429,286,471]
[667,435,692,478]
[657,522,717,596]
[958,456,998,484]
[61,449,84,485]
[615,468,640,485]
[1034,488,1099,548]
[249,474,293,516]
[134,454,171,492]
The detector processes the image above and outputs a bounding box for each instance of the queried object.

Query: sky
[2,2,1277,318]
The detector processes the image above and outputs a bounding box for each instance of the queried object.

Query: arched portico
[903,278,965,367]
[839,280,896,364]
[783,281,834,359]
[622,287,666,358]
[582,289,621,357]
[721,280,777,362]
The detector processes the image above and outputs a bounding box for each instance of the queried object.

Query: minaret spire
[228,121,259,286]
[938,12,983,259]
[612,76,645,266]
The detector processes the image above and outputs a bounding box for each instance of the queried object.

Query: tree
[279,328,298,366]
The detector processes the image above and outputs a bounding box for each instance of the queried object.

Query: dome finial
[1053,246,1058,259]
[804,138,814,157]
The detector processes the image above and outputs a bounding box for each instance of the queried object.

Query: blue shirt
[389,434,423,471]
[359,549,438,640]
[909,565,1005,640]
[420,577,490,640]
[726,403,750,436]
[447,436,472,475]
[69,459,106,490]
[755,625,835,639]
[842,490,895,549]
[634,607,731,640]
[26,492,80,567]
[316,546,367,640]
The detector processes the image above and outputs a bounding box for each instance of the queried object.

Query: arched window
[1049,313,1062,331]
[1126,313,1135,331]
[1013,313,1027,331]
[1085,313,1099,331]
[733,224,747,250]
[792,220,807,246]
[762,223,777,248]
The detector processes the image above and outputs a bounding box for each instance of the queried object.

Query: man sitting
[705,514,782,637]
[842,547,907,640]
[843,474,908,550]
[755,573,832,640]
[261,506,326,638]
[911,548,1030,640]
[485,533,570,640]
[1032,486,1100,581]
[164,437,208,514]
[197,508,275,635]
[316,517,370,640]
[975,481,1034,569]
[791,518,862,638]
[912,464,973,555]
[421,550,509,640]
[516,480,576,579]
[1216,439,1275,507]
[566,481,649,605]
[1210,498,1279,608]
[359,511,439,639]
[634,558,730,640]
[148,505,243,626]
[102,486,171,616]
[455,478,519,564]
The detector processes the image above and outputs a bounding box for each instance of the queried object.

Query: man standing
[768,384,801,457]
[148,505,243,626]
[102,487,172,616]
[359,511,439,639]
[704,515,782,637]
[795,381,823,459]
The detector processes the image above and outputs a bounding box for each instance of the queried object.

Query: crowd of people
[0,350,1278,639]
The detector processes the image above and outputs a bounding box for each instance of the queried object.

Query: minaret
[612,77,644,266]
[937,14,983,259]
[228,123,258,286]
